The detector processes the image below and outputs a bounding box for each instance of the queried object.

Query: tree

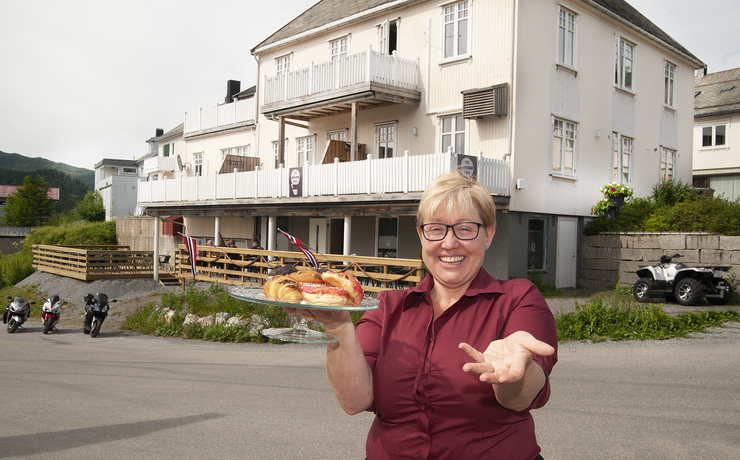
[2,175,55,226]
[75,190,106,222]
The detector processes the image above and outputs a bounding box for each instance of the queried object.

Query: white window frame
[193,153,203,177]
[329,35,350,61]
[326,129,348,142]
[440,114,467,154]
[377,18,399,55]
[440,1,471,63]
[664,61,676,107]
[660,147,676,181]
[375,122,397,159]
[612,132,633,184]
[615,37,635,91]
[551,117,577,178]
[275,53,292,77]
[701,123,728,148]
[295,135,315,166]
[557,6,577,69]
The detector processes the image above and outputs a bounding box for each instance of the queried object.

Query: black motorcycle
[83,293,116,338]
[4,295,35,333]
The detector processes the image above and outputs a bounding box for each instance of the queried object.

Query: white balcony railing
[137,152,509,205]
[184,98,255,134]
[263,45,420,106]
[142,155,177,175]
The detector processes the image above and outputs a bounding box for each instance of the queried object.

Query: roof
[146,123,184,143]
[94,158,137,169]
[235,85,256,100]
[251,0,703,67]
[694,67,740,118]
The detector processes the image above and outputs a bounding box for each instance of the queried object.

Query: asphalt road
[1,322,739,459]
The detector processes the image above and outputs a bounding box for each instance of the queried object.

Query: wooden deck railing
[176,245,426,293]
[32,245,155,280]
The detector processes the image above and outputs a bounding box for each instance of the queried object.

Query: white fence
[138,152,510,204]
[184,98,255,134]
[264,46,420,105]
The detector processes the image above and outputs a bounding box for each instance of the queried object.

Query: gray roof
[251,0,703,66]
[146,123,184,143]
[94,158,137,169]
[694,67,740,118]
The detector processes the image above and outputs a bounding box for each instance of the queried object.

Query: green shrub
[651,179,698,207]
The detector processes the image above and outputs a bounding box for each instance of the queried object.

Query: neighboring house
[140,124,185,182]
[137,0,703,288]
[0,185,59,220]
[692,67,740,201]
[94,158,140,220]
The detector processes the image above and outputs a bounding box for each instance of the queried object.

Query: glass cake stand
[228,285,379,344]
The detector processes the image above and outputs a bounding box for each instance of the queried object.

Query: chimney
[155,128,164,137]
[225,80,241,103]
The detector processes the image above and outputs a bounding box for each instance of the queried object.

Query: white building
[137,0,704,287]
[693,67,740,201]
[94,158,140,221]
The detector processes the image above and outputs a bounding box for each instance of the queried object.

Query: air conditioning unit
[462,83,509,119]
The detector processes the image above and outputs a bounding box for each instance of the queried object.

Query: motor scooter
[3,295,35,333]
[83,293,116,338]
[41,294,65,334]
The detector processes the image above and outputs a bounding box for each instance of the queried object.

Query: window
[557,7,576,68]
[295,136,314,165]
[275,54,291,77]
[377,19,398,55]
[194,153,203,177]
[552,118,576,177]
[221,146,249,162]
[664,61,676,107]
[441,114,466,154]
[376,122,396,159]
[329,35,349,61]
[327,129,347,142]
[660,147,676,181]
[527,218,547,272]
[442,1,469,60]
[612,133,633,184]
[162,143,172,157]
[377,217,398,258]
[615,38,635,91]
[702,124,727,147]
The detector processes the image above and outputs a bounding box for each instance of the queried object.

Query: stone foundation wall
[580,233,740,290]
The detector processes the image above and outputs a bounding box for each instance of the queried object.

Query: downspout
[505,0,518,177]
[253,54,261,159]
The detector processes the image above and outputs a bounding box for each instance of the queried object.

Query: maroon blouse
[356,268,558,460]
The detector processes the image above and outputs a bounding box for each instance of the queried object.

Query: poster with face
[457,154,477,180]
[290,167,303,197]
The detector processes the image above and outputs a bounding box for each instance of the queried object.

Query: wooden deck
[31,244,427,293]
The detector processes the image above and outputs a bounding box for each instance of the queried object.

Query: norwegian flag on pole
[278,229,319,269]
[180,234,197,276]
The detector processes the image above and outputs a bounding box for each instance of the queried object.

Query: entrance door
[556,217,578,288]
[309,218,327,255]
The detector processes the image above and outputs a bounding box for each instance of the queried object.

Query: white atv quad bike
[633,254,733,306]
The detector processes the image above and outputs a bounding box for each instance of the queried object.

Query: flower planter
[609,194,626,207]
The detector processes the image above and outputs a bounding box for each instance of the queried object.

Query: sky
[1,0,738,171]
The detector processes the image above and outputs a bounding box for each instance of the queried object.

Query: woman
[295,172,557,460]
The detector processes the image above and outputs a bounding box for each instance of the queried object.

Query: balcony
[184,98,255,137]
[142,155,177,175]
[137,151,509,206]
[262,46,421,119]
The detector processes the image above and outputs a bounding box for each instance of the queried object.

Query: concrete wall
[116,216,180,263]
[581,233,740,290]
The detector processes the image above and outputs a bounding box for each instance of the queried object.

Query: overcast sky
[1,0,738,171]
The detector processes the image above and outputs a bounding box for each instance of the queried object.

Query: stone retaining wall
[580,233,740,290]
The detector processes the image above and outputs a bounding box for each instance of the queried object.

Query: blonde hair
[417,172,496,229]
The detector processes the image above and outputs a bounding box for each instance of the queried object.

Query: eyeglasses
[420,222,483,241]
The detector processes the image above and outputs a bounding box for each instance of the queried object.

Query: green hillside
[0,151,94,189]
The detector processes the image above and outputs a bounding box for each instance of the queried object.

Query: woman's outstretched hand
[459,331,555,384]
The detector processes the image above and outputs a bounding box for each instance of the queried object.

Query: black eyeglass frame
[419,222,484,241]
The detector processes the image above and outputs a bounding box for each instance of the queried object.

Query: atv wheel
[675,278,704,306]
[707,279,733,306]
[633,278,656,303]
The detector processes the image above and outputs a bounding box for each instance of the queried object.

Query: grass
[555,287,740,343]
